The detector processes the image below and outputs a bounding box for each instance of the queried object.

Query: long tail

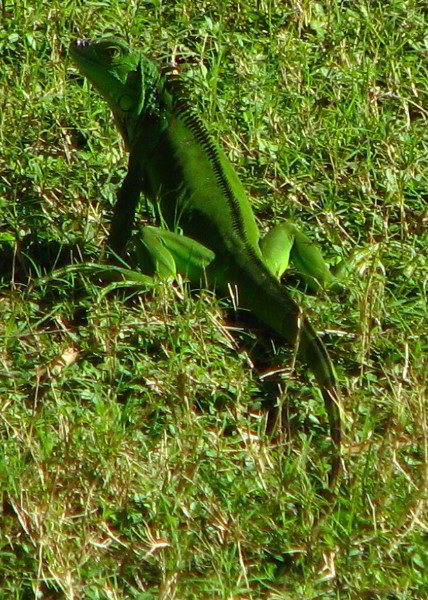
[223,249,342,489]
[299,315,341,489]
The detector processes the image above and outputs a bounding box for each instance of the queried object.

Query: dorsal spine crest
[171,90,248,240]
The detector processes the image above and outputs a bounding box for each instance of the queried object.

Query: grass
[1,0,428,598]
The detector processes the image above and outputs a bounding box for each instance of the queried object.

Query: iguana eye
[103,45,121,61]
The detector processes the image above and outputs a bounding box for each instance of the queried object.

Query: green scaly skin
[69,37,342,489]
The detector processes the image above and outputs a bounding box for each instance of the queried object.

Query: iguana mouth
[69,39,94,66]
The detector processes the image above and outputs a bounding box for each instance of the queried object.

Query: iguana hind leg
[259,220,345,293]
[135,225,216,282]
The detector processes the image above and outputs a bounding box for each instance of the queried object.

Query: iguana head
[69,37,162,150]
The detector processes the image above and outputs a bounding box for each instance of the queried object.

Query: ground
[0,1,427,598]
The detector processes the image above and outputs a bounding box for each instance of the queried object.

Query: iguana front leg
[108,153,143,256]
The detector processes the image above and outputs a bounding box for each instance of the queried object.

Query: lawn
[1,1,427,598]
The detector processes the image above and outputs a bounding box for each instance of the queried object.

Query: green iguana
[69,37,343,489]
